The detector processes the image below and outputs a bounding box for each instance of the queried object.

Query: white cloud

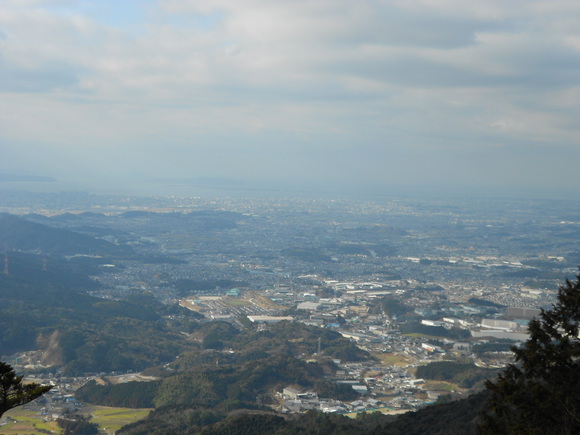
[1,0,580,194]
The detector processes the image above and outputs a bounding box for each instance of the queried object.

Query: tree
[57,415,99,435]
[481,271,580,434]
[0,361,53,418]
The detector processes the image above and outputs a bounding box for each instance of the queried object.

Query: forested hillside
[77,322,366,412]
[0,253,197,374]
[0,213,132,257]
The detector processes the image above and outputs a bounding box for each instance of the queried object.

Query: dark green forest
[416,361,499,389]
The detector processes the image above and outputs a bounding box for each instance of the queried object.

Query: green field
[423,380,457,392]
[223,298,249,307]
[0,408,60,434]
[0,406,152,435]
[374,352,412,367]
[89,406,153,434]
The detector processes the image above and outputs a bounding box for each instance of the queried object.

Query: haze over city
[1,0,580,198]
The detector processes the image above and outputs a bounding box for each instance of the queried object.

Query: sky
[1,0,580,198]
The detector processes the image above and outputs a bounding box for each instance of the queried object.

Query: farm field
[0,406,152,435]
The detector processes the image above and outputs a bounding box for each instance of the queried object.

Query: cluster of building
[170,275,550,411]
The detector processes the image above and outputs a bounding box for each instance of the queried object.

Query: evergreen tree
[0,361,53,418]
[481,272,580,434]
[57,415,99,435]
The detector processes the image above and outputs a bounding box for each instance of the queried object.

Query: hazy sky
[1,0,580,197]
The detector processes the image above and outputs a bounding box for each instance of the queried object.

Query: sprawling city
[1,189,578,433]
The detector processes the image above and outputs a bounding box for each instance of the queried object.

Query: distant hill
[46,211,107,221]
[0,173,56,182]
[0,213,133,257]
[23,209,242,235]
[0,251,101,290]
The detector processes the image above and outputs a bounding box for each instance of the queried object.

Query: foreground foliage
[0,361,52,418]
[481,271,580,434]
